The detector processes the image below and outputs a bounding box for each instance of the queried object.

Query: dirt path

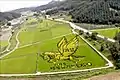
[0,29,21,59]
[0,18,114,77]
[0,72,120,80]
[89,72,120,80]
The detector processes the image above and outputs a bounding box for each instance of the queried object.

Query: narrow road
[0,33,12,53]
[0,26,13,53]
[0,19,25,59]
[0,29,21,59]
[55,19,116,43]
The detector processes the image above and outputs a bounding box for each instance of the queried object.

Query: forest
[45,0,120,24]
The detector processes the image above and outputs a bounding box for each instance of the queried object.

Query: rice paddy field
[0,17,106,74]
[92,28,120,39]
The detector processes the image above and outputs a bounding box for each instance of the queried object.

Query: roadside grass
[0,41,8,52]
[92,28,120,39]
[8,29,19,51]
[0,34,106,73]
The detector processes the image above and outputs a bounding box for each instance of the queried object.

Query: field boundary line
[0,19,114,77]
[0,66,113,77]
[19,33,72,49]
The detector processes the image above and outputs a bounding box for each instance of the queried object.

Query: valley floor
[0,17,117,79]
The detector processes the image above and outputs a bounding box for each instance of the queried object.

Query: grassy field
[0,18,106,74]
[8,28,20,51]
[0,41,8,52]
[92,28,120,39]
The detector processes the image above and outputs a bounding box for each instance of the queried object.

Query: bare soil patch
[89,72,120,80]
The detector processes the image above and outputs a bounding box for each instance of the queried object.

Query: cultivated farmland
[0,17,106,74]
[92,28,120,39]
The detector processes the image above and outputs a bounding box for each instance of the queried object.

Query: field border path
[0,19,114,77]
[0,33,12,53]
[0,29,21,59]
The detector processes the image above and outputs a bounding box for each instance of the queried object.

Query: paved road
[55,19,116,43]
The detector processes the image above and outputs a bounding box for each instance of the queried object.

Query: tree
[26,18,28,21]
[11,30,14,34]
[79,30,84,35]
[100,44,105,52]
[7,22,11,26]
[84,32,90,39]
[33,13,39,17]
[116,58,120,69]
[0,21,5,26]
[52,18,55,20]
[90,32,98,40]
[115,23,120,28]
[109,42,120,59]
[114,32,120,43]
